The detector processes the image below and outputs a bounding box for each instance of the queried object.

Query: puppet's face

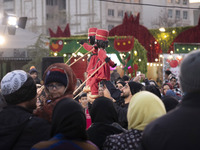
[97,40,108,49]
[89,36,95,45]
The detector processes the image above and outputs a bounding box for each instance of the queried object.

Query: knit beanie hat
[29,66,38,74]
[128,81,144,95]
[44,68,68,87]
[1,70,36,105]
[179,50,200,93]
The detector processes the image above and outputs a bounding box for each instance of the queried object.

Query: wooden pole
[74,91,83,100]
[69,48,95,67]
[73,61,106,95]
[66,45,82,64]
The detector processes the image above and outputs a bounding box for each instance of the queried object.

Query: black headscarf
[51,98,87,140]
[90,96,118,124]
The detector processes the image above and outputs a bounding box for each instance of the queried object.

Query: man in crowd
[114,81,143,128]
[0,70,51,150]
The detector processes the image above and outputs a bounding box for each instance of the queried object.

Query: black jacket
[104,80,128,128]
[87,122,125,149]
[0,106,51,150]
[140,92,200,150]
[114,103,129,129]
[87,97,124,149]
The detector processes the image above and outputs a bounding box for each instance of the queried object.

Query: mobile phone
[136,71,141,76]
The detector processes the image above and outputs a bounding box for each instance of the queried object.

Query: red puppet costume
[87,29,116,99]
[81,28,99,91]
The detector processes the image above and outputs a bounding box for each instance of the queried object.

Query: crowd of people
[0,26,200,150]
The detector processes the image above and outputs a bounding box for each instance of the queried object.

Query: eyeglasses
[46,83,64,90]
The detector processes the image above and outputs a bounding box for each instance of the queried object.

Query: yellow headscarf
[127,91,166,130]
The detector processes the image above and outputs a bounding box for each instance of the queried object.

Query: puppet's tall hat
[88,27,97,36]
[96,29,109,41]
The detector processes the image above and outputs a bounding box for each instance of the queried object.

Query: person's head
[149,80,159,88]
[44,63,77,100]
[179,50,200,94]
[162,83,173,95]
[162,96,179,112]
[95,29,109,49]
[1,70,37,110]
[88,27,97,45]
[116,81,125,91]
[79,93,88,109]
[127,91,166,130]
[122,81,143,98]
[29,66,38,79]
[98,84,104,97]
[165,70,171,79]
[169,74,177,87]
[51,98,87,140]
[122,75,130,83]
[90,96,118,124]
[121,83,132,99]
[116,81,126,96]
[142,85,161,98]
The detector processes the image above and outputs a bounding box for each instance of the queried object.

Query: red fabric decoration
[168,17,200,53]
[70,56,87,82]
[114,36,134,52]
[56,26,65,37]
[49,24,71,37]
[109,13,162,62]
[49,28,57,37]
[63,24,71,37]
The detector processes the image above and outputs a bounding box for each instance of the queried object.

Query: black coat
[0,106,51,150]
[87,97,125,149]
[104,80,128,128]
[114,103,129,129]
[87,123,125,150]
[140,92,200,150]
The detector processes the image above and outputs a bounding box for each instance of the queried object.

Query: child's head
[79,93,88,109]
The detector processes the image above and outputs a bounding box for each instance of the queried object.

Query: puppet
[86,29,116,99]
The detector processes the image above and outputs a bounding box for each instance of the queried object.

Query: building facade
[0,0,198,35]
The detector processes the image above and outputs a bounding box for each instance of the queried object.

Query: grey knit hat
[179,50,200,93]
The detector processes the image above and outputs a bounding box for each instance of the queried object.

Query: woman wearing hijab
[103,91,166,150]
[34,63,77,122]
[31,98,98,150]
[87,96,125,149]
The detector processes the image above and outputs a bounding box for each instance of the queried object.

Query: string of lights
[97,0,200,10]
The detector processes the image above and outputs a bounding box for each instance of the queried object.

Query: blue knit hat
[44,68,68,87]
[29,66,38,74]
